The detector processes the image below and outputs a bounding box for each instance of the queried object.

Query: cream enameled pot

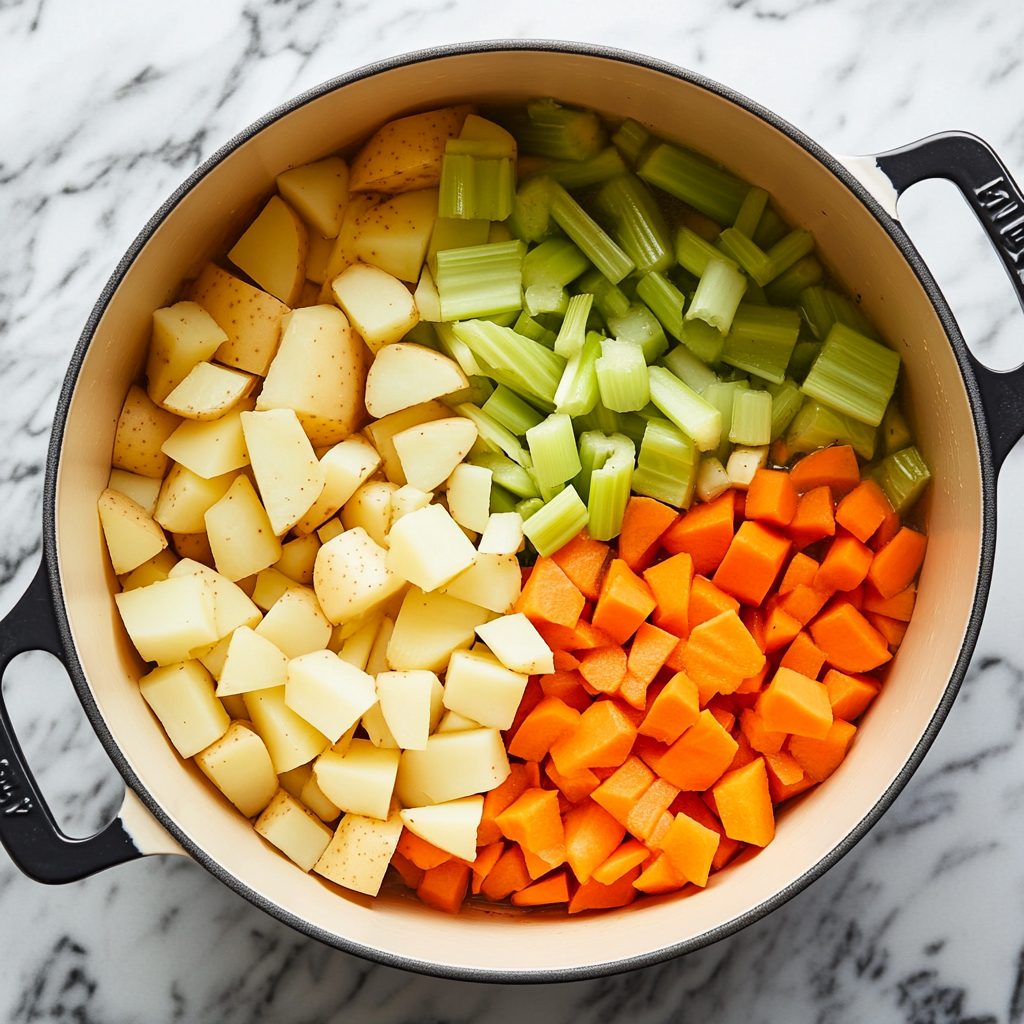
[1,41,1022,983]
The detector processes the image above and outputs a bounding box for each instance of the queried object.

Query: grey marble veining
[3,0,1024,1020]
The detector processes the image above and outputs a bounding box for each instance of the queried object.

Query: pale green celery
[514,311,558,348]
[764,378,803,441]
[801,323,900,427]
[401,321,441,350]
[632,418,700,509]
[764,255,823,306]
[733,186,770,238]
[607,303,669,363]
[453,319,566,405]
[686,258,747,334]
[547,180,635,283]
[506,176,553,243]
[871,446,931,514]
[785,398,877,461]
[882,402,913,456]
[427,218,491,275]
[676,226,738,278]
[457,403,535,468]
[670,264,701,295]
[527,147,628,189]
[436,240,526,321]
[717,228,773,286]
[554,292,594,358]
[788,340,821,382]
[765,229,816,281]
[434,322,484,376]
[636,142,748,225]
[525,283,569,318]
[576,431,635,540]
[539,481,566,503]
[637,272,686,341]
[554,331,601,416]
[522,237,591,290]
[521,484,590,556]
[702,379,750,463]
[576,268,631,320]
[526,413,582,494]
[515,497,545,522]
[573,401,624,437]
[595,338,650,412]
[490,483,519,514]
[594,174,673,274]
[469,449,541,499]
[721,303,801,384]
[511,99,607,161]
[681,316,726,364]
[611,118,650,166]
[647,364,722,451]
[752,207,788,250]
[447,138,516,159]
[662,344,718,394]
[744,278,770,305]
[438,151,515,221]
[442,375,494,408]
[729,389,773,445]
[480,311,520,327]
[482,385,545,436]
[799,285,879,342]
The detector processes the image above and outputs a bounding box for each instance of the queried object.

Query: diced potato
[337,614,383,671]
[251,566,302,611]
[446,463,493,534]
[364,343,468,419]
[244,686,329,773]
[108,468,162,515]
[317,518,345,544]
[170,531,215,567]
[115,574,218,666]
[386,587,491,673]
[154,465,236,535]
[119,549,179,592]
[340,481,397,548]
[255,586,332,659]
[300,771,341,823]
[436,710,483,733]
[187,263,289,377]
[331,264,419,353]
[160,399,253,480]
[314,527,406,626]
[442,648,528,730]
[162,362,256,421]
[278,763,313,800]
[360,701,399,749]
[167,558,262,638]
[285,649,377,743]
[194,720,278,818]
[353,189,438,282]
[276,157,350,239]
[228,195,309,306]
[219,692,249,720]
[363,400,450,485]
[313,804,404,896]
[97,488,168,574]
[274,533,320,585]
[215,626,288,697]
[304,232,334,285]
[366,616,395,677]
[477,512,525,555]
[475,613,555,675]
[726,444,770,489]
[146,301,229,405]
[349,107,468,193]
[197,632,232,679]
[399,796,484,861]
[205,475,283,582]
[460,113,517,155]
[256,305,367,446]
[313,738,400,820]
[375,670,439,750]
[255,789,333,871]
[413,265,441,322]
[139,659,229,757]
[389,485,433,526]
[294,436,381,535]
[318,193,385,302]
[392,417,478,492]
[396,729,510,807]
[385,503,476,592]
[112,385,182,479]
[437,552,521,614]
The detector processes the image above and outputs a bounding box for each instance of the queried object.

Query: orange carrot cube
[550,531,611,602]
[470,841,505,894]
[618,496,679,572]
[548,699,638,776]
[787,485,836,550]
[779,631,828,679]
[513,555,585,628]
[740,707,787,754]
[544,757,601,804]
[633,853,688,894]
[757,667,833,739]
[511,870,570,906]
[661,812,721,887]
[814,529,873,592]
[591,839,650,885]
[824,668,880,721]
[711,757,775,846]
[590,754,655,825]
[789,719,857,781]
[789,444,860,496]
[480,844,532,900]
[644,552,695,638]
[661,491,735,575]
[417,859,471,915]
[810,599,893,673]
[495,788,565,860]
[592,559,657,644]
[539,670,593,713]
[648,709,738,791]
[744,468,798,528]
[638,671,701,745]
[867,527,927,599]
[568,865,640,912]
[688,575,741,632]
[714,520,791,606]
[508,697,581,762]
[835,479,894,543]
[564,798,627,883]
[680,610,766,700]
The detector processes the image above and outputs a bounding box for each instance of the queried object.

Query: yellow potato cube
[138,659,229,758]
[365,616,395,678]
[228,195,309,306]
[107,468,162,515]
[438,553,521,614]
[119,549,179,593]
[446,463,493,534]
[159,399,253,480]
[313,527,406,626]
[251,566,302,612]
[436,710,483,733]
[255,789,333,871]
[385,503,476,592]
[205,475,283,582]
[364,343,468,420]
[399,796,484,861]
[475,613,554,675]
[215,626,289,697]
[155,464,237,535]
[477,511,525,555]
[317,192,385,301]
[293,436,381,535]
[331,263,419,353]
[392,417,478,493]
[363,399,450,485]
[336,614,384,672]
[255,586,332,659]
[146,300,229,405]
[112,385,182,479]
[274,533,320,585]
[413,265,441,322]
[396,729,510,807]
[276,156,349,239]
[194,720,278,818]
[313,738,400,820]
[375,670,440,751]
[97,488,168,575]
[313,804,404,896]
[285,649,377,743]
[299,770,341,823]
[389,485,432,527]
[360,701,399,749]
[169,531,215,567]
[340,481,397,549]
[162,362,256,421]
[442,649,529,730]
[167,558,262,638]
[386,587,491,674]
[353,189,438,282]
[244,686,329,773]
[115,574,218,666]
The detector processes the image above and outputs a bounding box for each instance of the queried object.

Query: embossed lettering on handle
[0,759,34,817]
[973,176,1024,284]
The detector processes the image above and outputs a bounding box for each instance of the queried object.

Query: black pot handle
[0,559,143,883]
[874,132,1024,469]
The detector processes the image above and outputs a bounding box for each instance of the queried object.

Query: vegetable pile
[97,97,931,915]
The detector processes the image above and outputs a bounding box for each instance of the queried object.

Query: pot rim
[41,38,998,983]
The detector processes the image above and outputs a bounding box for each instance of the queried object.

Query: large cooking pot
[0,40,1021,983]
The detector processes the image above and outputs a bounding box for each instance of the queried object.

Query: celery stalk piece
[506,176,553,243]
[490,483,519,514]
[702,379,750,463]
[676,226,738,278]
[434,322,484,376]
[612,118,650,167]
[871,446,931,514]
[514,311,558,349]
[594,174,674,275]
[482,385,545,436]
[576,268,632,321]
[546,180,635,284]
[681,316,726,364]
[524,147,628,189]
[607,303,668,363]
[785,398,877,461]
[729,389,773,446]
[881,401,914,456]
[554,292,594,358]
[787,340,821,382]
[428,218,491,275]
[721,303,802,384]
[480,311,519,328]
[572,401,624,438]
[554,331,601,417]
[468,449,541,499]
[438,147,515,221]
[662,344,718,394]
[521,484,590,557]
[443,374,495,408]
[733,186,770,238]
[799,285,879,342]
[525,283,569,318]
[647,365,722,451]
[753,207,788,250]
[765,377,803,441]
[632,417,700,509]
[596,339,650,413]
[801,323,900,427]
[637,142,748,226]
[716,228,773,286]
[765,229,816,281]
[515,497,545,524]
[526,413,583,494]
[523,238,591,291]
[436,240,526,321]
[456,403,535,469]
[764,255,823,306]
[576,431,635,541]
[637,272,686,342]
[509,99,607,162]
[402,320,441,350]
[686,259,747,334]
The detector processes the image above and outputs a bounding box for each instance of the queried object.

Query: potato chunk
[395,729,510,807]
[159,399,253,479]
[228,195,309,306]
[362,400,450,485]
[313,738,400,820]
[254,586,332,659]
[293,436,381,535]
[399,796,484,861]
[375,670,440,751]
[107,469,162,516]
[166,558,261,638]
[195,720,278,818]
[442,649,528,730]
[313,804,404,896]
[97,488,168,574]
[112,385,181,479]
[331,264,419,353]
[215,626,288,697]
[364,343,468,419]
[392,417,478,493]
[475,613,554,675]
[155,465,237,535]
[138,659,229,757]
[255,789,333,871]
[386,587,491,673]
[385,503,476,592]
[285,649,377,744]
[146,301,229,405]
[438,553,522,615]
[115,574,218,666]
[445,463,492,534]
[162,362,256,421]
[205,475,283,582]
[353,189,438,283]
[340,481,397,549]
[276,157,349,239]
[314,527,405,626]
[244,686,329,773]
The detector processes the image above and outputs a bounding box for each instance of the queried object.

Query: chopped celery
[607,303,669,363]
[576,268,631,320]
[743,278,769,305]
[520,484,590,556]
[632,417,700,508]
[612,118,650,166]
[442,374,494,408]
[882,401,914,456]
[686,258,747,334]
[702,379,750,463]
[547,180,635,284]
[717,228,773,285]
[516,497,545,521]
[787,340,821,382]
[871,446,931,514]
[799,285,879,341]
[720,303,801,384]
[636,142,748,225]
[729,389,773,445]
[510,99,607,162]
[753,206,788,250]
[594,174,673,274]
[573,401,624,437]
[514,311,558,348]
[676,226,738,278]
[801,322,900,427]
[436,240,526,321]
[733,186,769,238]
[401,320,441,350]
[490,483,519,514]
[434,322,484,376]
[522,237,591,292]
[637,271,686,341]
[554,331,601,417]
[525,283,569,318]
[764,255,823,305]
[765,377,803,440]
[482,385,545,435]
[438,148,515,221]
[576,431,635,540]
[469,449,540,499]
[456,402,534,468]
[596,338,650,412]
[554,292,594,358]
[526,413,583,496]
[526,147,628,189]
[785,398,877,461]
[647,365,722,451]
[680,316,726,364]
[428,218,491,275]
[506,176,553,243]
[765,229,816,281]
[480,310,520,327]
[662,344,718,393]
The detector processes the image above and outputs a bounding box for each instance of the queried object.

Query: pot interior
[52,47,985,978]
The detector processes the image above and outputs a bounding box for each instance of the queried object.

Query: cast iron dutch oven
[0,41,1022,983]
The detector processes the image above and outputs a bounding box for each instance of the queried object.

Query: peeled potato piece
[386,587,491,674]
[313,527,406,626]
[362,400,450,485]
[254,585,332,659]
[313,739,400,820]
[317,192,385,303]
[439,553,522,614]
[162,362,256,421]
[313,804,404,896]
[399,796,484,861]
[445,463,492,534]
[205,475,283,582]
[146,301,228,405]
[139,659,229,758]
[274,533,321,585]
[353,189,438,283]
[215,626,288,698]
[107,469,162,516]
[392,416,478,492]
[385,503,477,593]
[364,343,468,418]
[228,195,308,306]
[375,670,440,751]
[255,789,333,871]
[442,648,529,730]
[160,399,253,479]
[276,157,349,239]
[285,650,377,744]
[395,729,510,807]
[112,385,181,479]
[154,465,237,535]
[195,720,278,818]
[244,686,329,774]
[293,436,381,536]
[340,481,397,549]
[97,488,168,575]
[167,558,262,638]
[331,264,419,354]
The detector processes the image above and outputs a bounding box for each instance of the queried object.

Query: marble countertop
[3,0,1024,1020]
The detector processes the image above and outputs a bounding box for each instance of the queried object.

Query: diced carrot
[845,582,865,609]
[522,843,563,879]
[495,788,566,864]
[736,662,770,695]
[606,696,646,729]
[660,812,721,887]
[708,704,735,733]
[810,599,893,673]
[592,559,657,645]
[824,668,880,721]
[550,531,611,602]
[417,859,471,915]
[390,849,425,889]
[505,676,545,740]
[779,631,827,679]
[553,650,581,672]
[568,865,640,912]
[536,618,614,652]
[714,521,791,606]
[669,791,741,871]
[549,699,638,776]
[867,527,927,599]
[539,670,593,713]
[789,719,857,781]
[514,556,585,629]
[787,485,836,550]
[763,604,802,654]
[741,604,767,653]
[544,757,601,803]
[638,671,701,745]
[578,644,628,694]
[770,773,816,803]
[711,757,775,846]
[680,610,766,700]
[744,469,799,528]
[591,839,650,885]
[763,750,814,803]
[726,729,759,772]
[688,575,741,632]
[564,798,628,883]
[757,667,833,739]
[480,844,532,900]
[771,437,790,466]
[508,697,581,762]
[866,611,908,647]
[625,778,681,840]
[633,853,688,894]
[470,841,505,894]
[789,444,860,496]
[862,582,916,621]
[619,496,679,572]
[591,754,655,825]
[397,829,452,871]
[814,529,873,592]
[739,707,787,754]
[616,670,648,711]
[780,581,835,626]
[835,479,894,543]
[511,870,570,906]
[627,622,679,686]
[778,552,820,595]
[478,761,542,846]
[870,506,901,552]
[661,491,736,575]
[647,709,738,791]
[643,552,695,638]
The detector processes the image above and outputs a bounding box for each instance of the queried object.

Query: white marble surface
[2,0,1024,1019]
